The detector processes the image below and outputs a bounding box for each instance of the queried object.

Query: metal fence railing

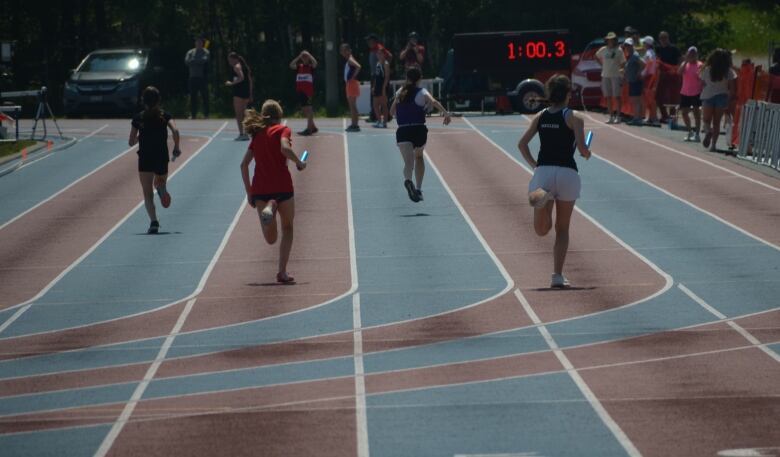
[737,100,780,170]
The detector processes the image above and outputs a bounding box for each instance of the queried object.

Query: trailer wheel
[512,81,545,114]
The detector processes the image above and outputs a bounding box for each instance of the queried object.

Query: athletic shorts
[372,82,386,97]
[396,125,428,148]
[345,80,360,98]
[253,192,294,204]
[138,153,168,175]
[628,81,643,97]
[701,93,729,109]
[528,165,581,202]
[679,94,702,108]
[601,77,623,98]
[297,91,313,107]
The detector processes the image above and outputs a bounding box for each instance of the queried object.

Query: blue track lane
[0,137,130,226]
[367,373,628,457]
[0,130,245,338]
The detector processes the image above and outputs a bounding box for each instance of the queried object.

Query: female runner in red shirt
[240,100,307,283]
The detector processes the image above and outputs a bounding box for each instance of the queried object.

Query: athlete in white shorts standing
[518,74,591,288]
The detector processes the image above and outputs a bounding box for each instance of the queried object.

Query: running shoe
[627,118,644,126]
[260,200,278,226]
[147,220,160,235]
[345,125,361,132]
[372,121,383,128]
[606,115,615,124]
[416,189,424,201]
[404,180,420,202]
[702,131,712,148]
[298,128,313,136]
[550,273,570,289]
[528,188,553,209]
[235,134,250,141]
[157,186,171,208]
[693,132,701,142]
[684,130,694,141]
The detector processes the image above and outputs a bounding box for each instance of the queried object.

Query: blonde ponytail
[243,100,284,136]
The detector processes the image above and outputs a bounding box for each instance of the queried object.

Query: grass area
[0,140,37,159]
[723,3,780,56]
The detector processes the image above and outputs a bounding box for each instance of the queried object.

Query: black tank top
[536,108,577,171]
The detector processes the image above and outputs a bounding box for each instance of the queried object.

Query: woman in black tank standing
[129,86,181,234]
[518,75,591,288]
[225,52,253,140]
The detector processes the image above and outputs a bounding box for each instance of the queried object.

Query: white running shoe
[693,132,701,142]
[528,188,553,209]
[684,130,694,141]
[550,273,570,289]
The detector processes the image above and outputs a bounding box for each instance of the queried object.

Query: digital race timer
[453,30,572,75]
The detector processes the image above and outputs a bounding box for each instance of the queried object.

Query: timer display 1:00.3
[507,40,567,60]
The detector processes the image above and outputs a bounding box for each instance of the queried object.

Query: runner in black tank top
[226,52,253,140]
[518,75,591,288]
[129,86,182,234]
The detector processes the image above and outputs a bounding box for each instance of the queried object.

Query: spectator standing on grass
[655,31,681,122]
[623,38,646,126]
[372,50,391,128]
[595,32,626,124]
[678,46,704,142]
[700,48,737,153]
[225,52,253,141]
[641,36,660,126]
[184,37,210,119]
[400,32,425,70]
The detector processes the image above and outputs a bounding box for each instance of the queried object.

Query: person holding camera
[400,32,425,70]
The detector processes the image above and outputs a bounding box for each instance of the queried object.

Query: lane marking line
[461,116,674,293]
[514,289,642,457]
[678,284,780,363]
[582,112,780,193]
[14,124,110,171]
[342,119,369,457]
[0,123,228,337]
[94,176,246,456]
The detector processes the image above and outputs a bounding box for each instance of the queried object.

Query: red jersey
[250,124,294,195]
[295,64,314,97]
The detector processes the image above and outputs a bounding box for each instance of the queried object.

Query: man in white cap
[596,32,626,124]
[641,36,660,125]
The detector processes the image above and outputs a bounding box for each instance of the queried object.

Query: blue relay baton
[585,131,594,148]
[301,150,309,162]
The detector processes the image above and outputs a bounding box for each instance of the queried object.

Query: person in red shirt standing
[400,32,425,70]
[289,50,319,136]
[240,100,307,283]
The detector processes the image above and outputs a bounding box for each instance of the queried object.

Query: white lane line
[428,127,640,455]
[14,124,110,172]
[678,284,780,363]
[514,289,642,457]
[461,116,674,293]
[0,122,228,336]
[582,112,780,193]
[590,149,780,252]
[94,180,246,456]
[343,119,369,457]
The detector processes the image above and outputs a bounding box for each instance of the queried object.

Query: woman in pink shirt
[677,46,704,142]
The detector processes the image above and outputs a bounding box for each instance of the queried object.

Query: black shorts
[679,94,702,108]
[396,125,428,148]
[232,85,250,100]
[297,91,313,107]
[253,192,294,204]
[628,81,643,97]
[372,82,386,97]
[138,152,168,175]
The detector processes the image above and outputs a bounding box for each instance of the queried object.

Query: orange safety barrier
[731,62,757,147]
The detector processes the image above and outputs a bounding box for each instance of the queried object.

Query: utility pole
[323,0,338,115]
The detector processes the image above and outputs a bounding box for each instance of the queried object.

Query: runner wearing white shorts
[518,75,591,288]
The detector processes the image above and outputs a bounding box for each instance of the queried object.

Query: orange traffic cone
[21,147,27,160]
[47,140,53,150]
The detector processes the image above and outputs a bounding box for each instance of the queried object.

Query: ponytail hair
[244,99,284,136]
[398,66,422,103]
[141,86,165,126]
[545,74,571,105]
[229,51,253,80]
